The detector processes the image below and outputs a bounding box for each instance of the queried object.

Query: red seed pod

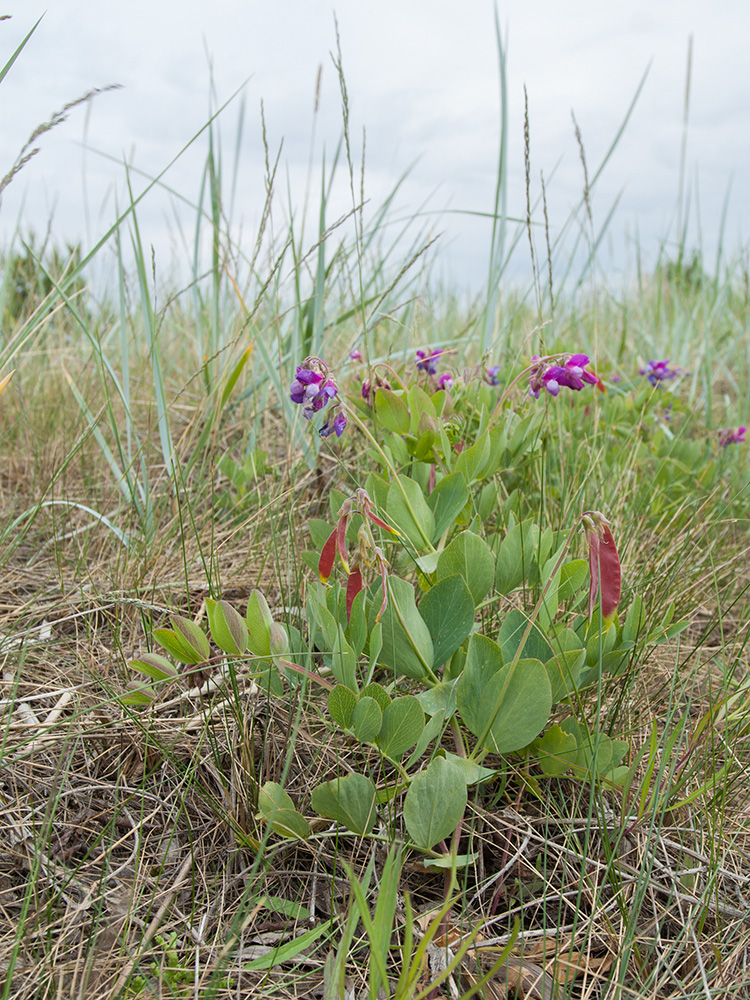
[345,567,363,621]
[318,529,337,583]
[585,515,621,622]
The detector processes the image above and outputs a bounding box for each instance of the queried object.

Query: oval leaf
[311,774,377,836]
[403,757,467,850]
[351,697,383,743]
[376,695,425,760]
[436,531,495,606]
[418,574,475,666]
[375,576,434,679]
[207,599,248,655]
[328,685,357,728]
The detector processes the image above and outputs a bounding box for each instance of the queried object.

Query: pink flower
[529,353,600,399]
[718,426,746,447]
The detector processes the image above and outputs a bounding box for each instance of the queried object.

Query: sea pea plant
[124,348,687,857]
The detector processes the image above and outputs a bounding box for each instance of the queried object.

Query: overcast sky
[1,1,748,292]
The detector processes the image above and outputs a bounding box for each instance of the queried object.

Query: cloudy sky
[1,1,748,291]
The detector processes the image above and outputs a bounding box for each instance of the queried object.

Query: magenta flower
[349,349,362,361]
[718,426,746,447]
[437,373,454,391]
[485,366,501,386]
[416,348,443,374]
[640,360,679,386]
[529,353,600,399]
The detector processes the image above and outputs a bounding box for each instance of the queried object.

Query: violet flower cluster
[640,360,679,386]
[528,353,600,399]
[416,348,443,375]
[289,358,347,438]
[717,426,746,447]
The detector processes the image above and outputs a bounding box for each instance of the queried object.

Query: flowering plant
[717,426,746,447]
[289,356,347,437]
[528,353,601,398]
[640,359,679,385]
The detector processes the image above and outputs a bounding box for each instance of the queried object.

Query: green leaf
[544,648,587,703]
[418,574,475,667]
[328,685,357,728]
[311,774,377,836]
[436,531,495,606]
[309,518,334,552]
[376,695,425,760]
[457,636,552,754]
[258,781,311,840]
[129,653,178,681]
[416,678,460,718]
[558,559,589,602]
[407,383,437,431]
[246,590,274,657]
[386,475,435,550]
[122,682,155,705]
[455,434,490,482]
[403,757,467,850]
[152,625,203,664]
[375,388,410,434]
[560,718,617,776]
[330,625,357,690]
[442,752,497,786]
[535,724,579,776]
[426,473,469,539]
[498,608,554,664]
[257,896,310,921]
[495,519,538,595]
[351,697,383,743]
[241,922,333,972]
[207,598,248,655]
[376,576,434,679]
[622,595,646,645]
[360,682,391,712]
[404,709,447,769]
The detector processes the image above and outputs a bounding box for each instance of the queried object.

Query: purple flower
[349,349,362,361]
[289,364,338,415]
[437,373,454,391]
[718,426,746,447]
[416,348,442,374]
[485,366,501,386]
[640,360,679,386]
[529,353,600,399]
[320,410,348,439]
[290,367,323,404]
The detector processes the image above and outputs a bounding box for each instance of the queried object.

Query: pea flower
[640,360,679,385]
[416,348,443,374]
[320,411,347,438]
[528,353,600,399]
[717,426,746,447]
[437,373,454,391]
[485,365,501,386]
[289,356,347,438]
[349,349,362,361]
